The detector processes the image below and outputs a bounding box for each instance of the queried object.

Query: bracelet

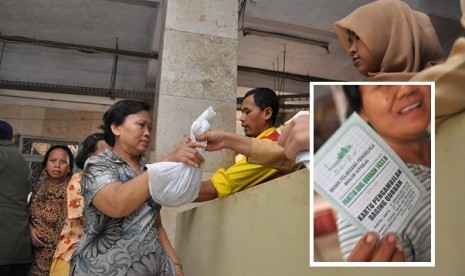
[174,263,183,269]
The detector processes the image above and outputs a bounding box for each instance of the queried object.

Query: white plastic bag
[146,106,215,207]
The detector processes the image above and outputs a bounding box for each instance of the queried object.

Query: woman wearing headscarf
[334,0,444,81]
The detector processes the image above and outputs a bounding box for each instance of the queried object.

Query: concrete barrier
[175,169,310,276]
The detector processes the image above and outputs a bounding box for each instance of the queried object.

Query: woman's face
[112,110,151,156]
[46,148,70,181]
[359,85,431,141]
[348,31,378,76]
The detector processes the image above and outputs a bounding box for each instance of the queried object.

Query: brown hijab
[334,0,444,81]
[411,0,465,126]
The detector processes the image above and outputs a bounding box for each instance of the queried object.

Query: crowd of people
[2,0,465,273]
[0,88,308,276]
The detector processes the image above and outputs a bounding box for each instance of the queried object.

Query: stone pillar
[151,0,237,243]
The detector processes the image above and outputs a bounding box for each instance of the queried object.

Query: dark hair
[243,87,280,125]
[75,133,105,169]
[0,129,10,140]
[101,100,151,147]
[343,85,362,118]
[0,120,13,140]
[41,145,74,176]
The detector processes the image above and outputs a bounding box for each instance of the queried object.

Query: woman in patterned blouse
[29,145,74,275]
[49,133,109,276]
[70,100,204,275]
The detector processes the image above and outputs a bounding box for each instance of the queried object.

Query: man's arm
[196,129,299,171]
[248,139,300,171]
[194,179,219,202]
[196,129,252,155]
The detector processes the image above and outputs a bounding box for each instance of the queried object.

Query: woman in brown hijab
[334,0,444,81]
[331,0,443,262]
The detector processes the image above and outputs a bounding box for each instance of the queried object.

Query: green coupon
[314,113,426,236]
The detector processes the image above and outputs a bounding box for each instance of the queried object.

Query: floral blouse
[29,177,68,275]
[69,149,175,276]
[53,172,85,262]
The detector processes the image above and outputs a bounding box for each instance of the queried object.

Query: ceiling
[0,0,463,112]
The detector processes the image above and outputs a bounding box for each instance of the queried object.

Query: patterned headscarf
[334,0,444,81]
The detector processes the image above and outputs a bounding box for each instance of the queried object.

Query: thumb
[195,133,208,142]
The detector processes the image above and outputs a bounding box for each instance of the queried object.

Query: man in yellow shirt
[195,87,287,202]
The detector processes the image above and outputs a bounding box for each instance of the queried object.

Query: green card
[314,112,426,236]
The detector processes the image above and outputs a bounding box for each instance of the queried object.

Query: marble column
[151,0,237,243]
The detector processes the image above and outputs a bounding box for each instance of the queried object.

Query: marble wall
[0,103,103,140]
[152,0,238,246]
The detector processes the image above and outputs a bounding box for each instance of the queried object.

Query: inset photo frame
[310,82,435,267]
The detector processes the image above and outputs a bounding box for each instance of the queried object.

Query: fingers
[279,124,297,160]
[179,144,205,168]
[283,137,299,160]
[163,141,207,165]
[189,150,205,166]
[347,232,378,261]
[279,115,310,160]
[390,245,406,262]
[195,133,207,142]
[31,230,44,247]
[370,232,401,261]
[32,239,44,247]
[186,141,206,150]
[194,129,217,143]
[278,124,291,147]
[348,232,406,262]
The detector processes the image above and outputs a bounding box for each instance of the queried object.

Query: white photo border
[309,81,435,268]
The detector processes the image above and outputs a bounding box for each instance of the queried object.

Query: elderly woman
[334,0,444,81]
[29,145,74,275]
[70,100,204,275]
[340,85,431,262]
